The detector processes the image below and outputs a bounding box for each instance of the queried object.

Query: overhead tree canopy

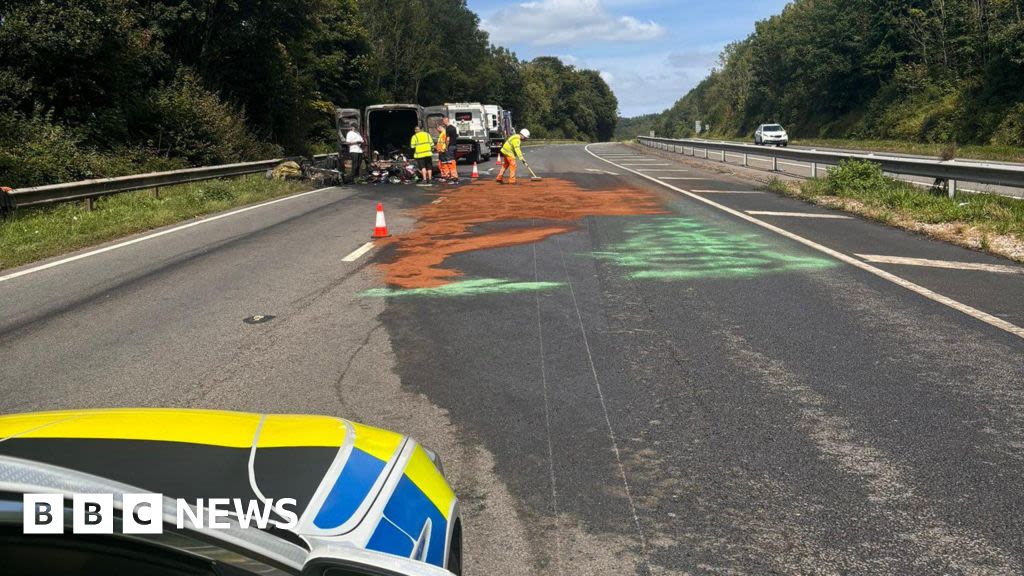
[0,0,618,187]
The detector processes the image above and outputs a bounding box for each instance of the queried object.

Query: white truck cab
[444,102,491,163]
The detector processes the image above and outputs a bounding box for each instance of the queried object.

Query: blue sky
[466,0,791,117]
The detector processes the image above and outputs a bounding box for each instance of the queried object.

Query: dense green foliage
[614,114,660,140]
[0,0,617,187]
[620,0,1024,146]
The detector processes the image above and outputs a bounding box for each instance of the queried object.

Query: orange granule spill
[378,177,666,289]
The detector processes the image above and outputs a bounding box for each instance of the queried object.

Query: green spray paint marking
[363,278,565,298]
[592,217,835,280]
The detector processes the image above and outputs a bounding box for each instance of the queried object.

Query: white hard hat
[520,128,530,139]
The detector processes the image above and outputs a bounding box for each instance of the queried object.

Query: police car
[0,409,462,576]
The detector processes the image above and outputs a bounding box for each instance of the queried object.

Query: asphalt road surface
[3,144,1024,575]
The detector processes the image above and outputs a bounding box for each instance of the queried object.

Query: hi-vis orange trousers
[496,155,517,183]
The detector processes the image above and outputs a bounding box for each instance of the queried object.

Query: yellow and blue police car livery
[0,408,460,571]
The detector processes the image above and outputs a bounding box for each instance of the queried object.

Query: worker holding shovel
[496,128,531,184]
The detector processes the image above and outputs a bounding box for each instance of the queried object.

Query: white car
[754,124,789,147]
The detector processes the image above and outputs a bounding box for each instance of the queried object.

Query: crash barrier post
[638,136,1024,197]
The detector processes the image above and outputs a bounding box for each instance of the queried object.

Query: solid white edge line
[0,185,338,284]
[746,211,852,219]
[342,241,376,262]
[585,144,1024,340]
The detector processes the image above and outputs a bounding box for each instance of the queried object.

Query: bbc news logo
[23,494,298,534]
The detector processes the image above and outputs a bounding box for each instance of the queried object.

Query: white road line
[747,210,852,219]
[585,144,1024,341]
[658,177,704,181]
[0,186,339,284]
[585,168,621,176]
[532,243,565,576]
[342,241,376,262]
[554,235,650,566]
[692,189,764,194]
[857,254,1024,275]
[432,197,445,204]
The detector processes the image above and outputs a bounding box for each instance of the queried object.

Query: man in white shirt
[345,127,364,182]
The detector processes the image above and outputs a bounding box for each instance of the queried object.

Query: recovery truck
[445,102,491,163]
[484,105,513,155]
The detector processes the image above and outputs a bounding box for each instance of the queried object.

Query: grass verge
[791,138,1024,163]
[766,161,1024,262]
[1,175,311,271]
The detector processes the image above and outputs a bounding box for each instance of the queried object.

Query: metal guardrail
[637,136,1024,197]
[4,154,337,210]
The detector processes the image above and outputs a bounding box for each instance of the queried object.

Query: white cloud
[575,51,721,116]
[667,49,722,70]
[483,0,665,47]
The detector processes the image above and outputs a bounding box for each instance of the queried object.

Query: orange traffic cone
[371,202,390,238]
[470,162,479,179]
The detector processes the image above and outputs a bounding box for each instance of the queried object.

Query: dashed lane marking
[857,254,1024,275]
[0,186,340,284]
[585,168,621,176]
[342,242,376,262]
[746,210,852,219]
[585,144,1024,341]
